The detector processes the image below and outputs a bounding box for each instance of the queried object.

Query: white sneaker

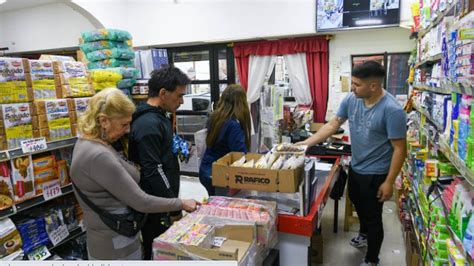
[350,234,368,248]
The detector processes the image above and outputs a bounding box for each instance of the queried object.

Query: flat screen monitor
[316,0,400,32]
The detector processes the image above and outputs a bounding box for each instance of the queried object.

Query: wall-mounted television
[316,0,400,32]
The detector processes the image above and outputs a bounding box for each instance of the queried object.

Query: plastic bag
[80,40,132,53]
[81,29,132,42]
[90,70,122,83]
[93,81,117,91]
[108,67,139,79]
[117,78,136,89]
[86,48,135,62]
[87,59,134,70]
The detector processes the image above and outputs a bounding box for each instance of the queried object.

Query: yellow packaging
[93,81,117,91]
[30,79,56,100]
[2,103,34,149]
[35,178,60,194]
[44,100,72,141]
[424,159,438,177]
[32,155,56,173]
[0,81,33,103]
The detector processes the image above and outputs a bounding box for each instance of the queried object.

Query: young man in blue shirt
[300,61,407,266]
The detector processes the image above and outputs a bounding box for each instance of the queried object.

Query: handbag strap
[72,182,117,220]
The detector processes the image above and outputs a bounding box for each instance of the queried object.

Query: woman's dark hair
[206,84,251,149]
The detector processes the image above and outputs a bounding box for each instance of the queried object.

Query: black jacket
[128,103,180,205]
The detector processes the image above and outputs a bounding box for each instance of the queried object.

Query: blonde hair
[78,88,136,138]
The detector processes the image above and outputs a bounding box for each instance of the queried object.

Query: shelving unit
[414,53,443,69]
[0,137,77,162]
[413,82,474,96]
[417,2,456,38]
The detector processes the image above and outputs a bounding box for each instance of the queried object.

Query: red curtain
[233,37,329,121]
[307,52,329,122]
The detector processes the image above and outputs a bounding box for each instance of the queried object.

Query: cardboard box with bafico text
[212,152,303,193]
[153,224,255,265]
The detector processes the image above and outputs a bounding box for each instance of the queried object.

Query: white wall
[326,27,415,120]
[0,3,96,53]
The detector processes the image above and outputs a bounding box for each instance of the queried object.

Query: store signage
[27,246,51,261]
[21,138,47,154]
[42,182,62,201]
[235,175,270,184]
[48,224,69,246]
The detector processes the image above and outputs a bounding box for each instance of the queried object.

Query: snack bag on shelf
[44,100,72,141]
[86,48,135,62]
[0,218,23,259]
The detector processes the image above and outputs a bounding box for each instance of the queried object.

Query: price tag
[212,237,227,247]
[20,137,47,154]
[42,181,62,201]
[27,246,51,261]
[48,224,70,246]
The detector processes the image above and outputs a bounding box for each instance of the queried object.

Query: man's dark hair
[148,65,190,97]
[352,61,386,80]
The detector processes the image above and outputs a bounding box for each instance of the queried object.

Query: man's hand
[181,199,201,212]
[377,182,393,202]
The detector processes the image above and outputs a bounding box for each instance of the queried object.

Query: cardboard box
[71,123,78,137]
[0,162,14,210]
[212,152,303,193]
[33,168,57,185]
[0,57,27,82]
[57,83,94,98]
[0,136,7,151]
[67,97,90,116]
[69,111,77,124]
[32,129,40,138]
[153,224,255,265]
[32,155,56,173]
[2,103,34,149]
[10,155,35,203]
[39,128,51,140]
[405,231,420,266]
[33,101,47,115]
[52,61,87,76]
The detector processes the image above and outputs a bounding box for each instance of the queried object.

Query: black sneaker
[349,234,367,248]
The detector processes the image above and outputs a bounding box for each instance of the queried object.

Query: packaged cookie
[2,103,34,149]
[0,58,26,82]
[0,218,22,259]
[44,100,72,141]
[10,155,35,202]
[0,162,14,210]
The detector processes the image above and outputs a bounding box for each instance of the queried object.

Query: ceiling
[0,0,66,13]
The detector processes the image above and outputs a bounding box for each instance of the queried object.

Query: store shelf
[0,184,74,220]
[413,82,474,96]
[132,95,148,100]
[438,139,474,187]
[48,226,86,251]
[413,83,451,95]
[418,3,456,39]
[0,138,77,162]
[408,202,431,265]
[415,53,443,69]
[437,187,473,264]
[412,100,444,132]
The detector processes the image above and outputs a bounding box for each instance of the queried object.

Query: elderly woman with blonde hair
[70,88,199,260]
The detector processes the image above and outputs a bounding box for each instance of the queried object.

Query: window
[167,44,235,175]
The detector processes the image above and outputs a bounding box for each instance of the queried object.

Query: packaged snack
[66,97,90,117]
[10,155,35,203]
[81,29,132,42]
[44,100,72,141]
[79,40,132,54]
[270,156,284,170]
[27,60,55,80]
[117,78,136,89]
[56,160,69,186]
[0,57,27,82]
[242,159,255,168]
[255,156,268,169]
[108,67,139,79]
[89,69,122,83]
[2,103,34,149]
[86,48,135,62]
[53,61,87,77]
[0,162,14,210]
[231,156,246,167]
[32,155,56,172]
[0,219,23,259]
[87,59,134,69]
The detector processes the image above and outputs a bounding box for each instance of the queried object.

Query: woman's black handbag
[72,183,147,237]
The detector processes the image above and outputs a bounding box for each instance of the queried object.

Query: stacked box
[10,155,35,203]
[33,100,72,141]
[0,162,14,210]
[32,155,59,194]
[0,57,33,104]
[66,97,90,136]
[53,61,94,98]
[24,60,56,100]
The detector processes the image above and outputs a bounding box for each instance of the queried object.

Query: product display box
[10,155,35,203]
[212,152,303,193]
[153,224,256,265]
[1,103,34,149]
[0,162,14,210]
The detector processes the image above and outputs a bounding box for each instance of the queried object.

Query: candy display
[194,196,277,246]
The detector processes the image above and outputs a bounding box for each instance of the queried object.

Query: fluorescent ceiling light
[0,0,6,5]
[355,19,383,26]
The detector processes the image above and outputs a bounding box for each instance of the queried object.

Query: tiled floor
[180,176,406,266]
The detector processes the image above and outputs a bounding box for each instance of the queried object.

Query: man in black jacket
[128,66,190,260]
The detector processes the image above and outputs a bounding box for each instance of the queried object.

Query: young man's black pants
[141,213,169,260]
[348,167,387,264]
